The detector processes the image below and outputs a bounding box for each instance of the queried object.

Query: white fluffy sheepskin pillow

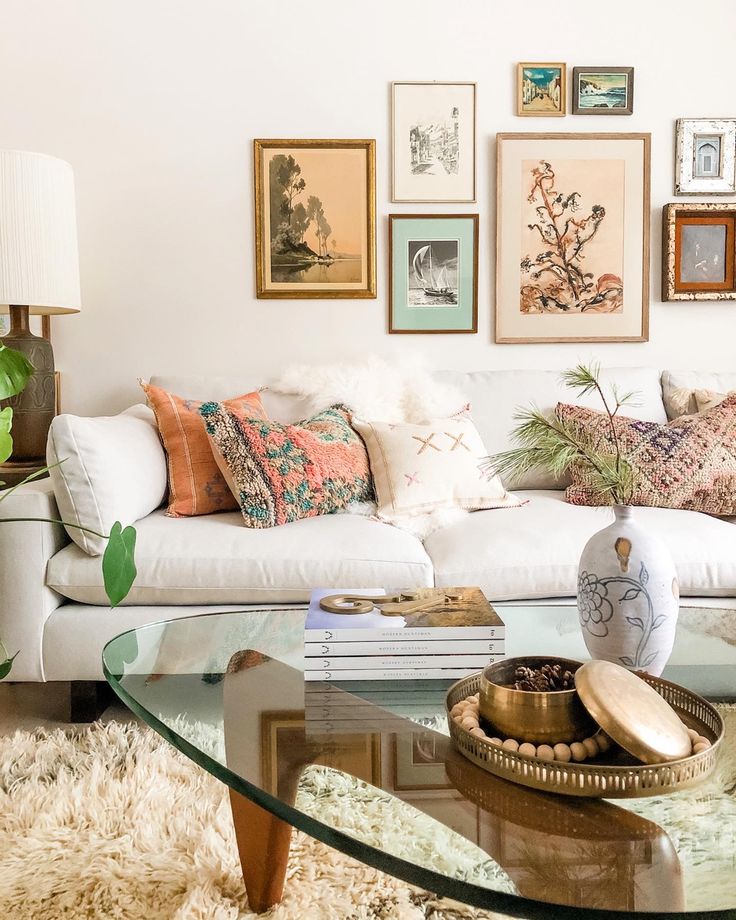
[270,355,468,424]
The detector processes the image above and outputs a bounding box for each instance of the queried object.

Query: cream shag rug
[2,711,734,919]
[0,722,503,920]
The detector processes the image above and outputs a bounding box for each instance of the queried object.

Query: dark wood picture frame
[572,67,634,116]
[388,213,479,334]
[662,203,736,301]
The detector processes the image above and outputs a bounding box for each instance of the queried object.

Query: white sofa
[2,367,736,684]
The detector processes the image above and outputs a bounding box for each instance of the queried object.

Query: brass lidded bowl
[480,655,596,744]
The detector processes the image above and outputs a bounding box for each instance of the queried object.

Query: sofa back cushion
[47,405,168,556]
[435,367,667,489]
[149,375,311,425]
[662,370,736,420]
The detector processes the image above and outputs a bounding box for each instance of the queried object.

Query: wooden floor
[0,681,135,735]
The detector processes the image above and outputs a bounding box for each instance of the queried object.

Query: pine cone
[512,663,575,692]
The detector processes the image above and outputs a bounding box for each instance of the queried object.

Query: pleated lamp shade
[0,150,81,315]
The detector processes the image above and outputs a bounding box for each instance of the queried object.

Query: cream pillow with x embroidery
[353,416,521,520]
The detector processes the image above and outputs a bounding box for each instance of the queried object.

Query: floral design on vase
[578,562,670,671]
[577,506,679,677]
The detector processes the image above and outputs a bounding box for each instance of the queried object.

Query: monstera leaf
[0,407,12,465]
[0,343,34,400]
[0,651,18,680]
[102,521,137,608]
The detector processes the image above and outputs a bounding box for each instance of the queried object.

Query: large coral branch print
[520,161,623,315]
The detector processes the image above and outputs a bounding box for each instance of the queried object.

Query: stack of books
[304,682,442,735]
[304,586,505,682]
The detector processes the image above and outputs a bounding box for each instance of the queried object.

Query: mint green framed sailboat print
[388,214,478,334]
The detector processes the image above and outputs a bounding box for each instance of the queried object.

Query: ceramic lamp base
[0,305,55,463]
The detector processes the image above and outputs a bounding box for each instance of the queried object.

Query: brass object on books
[319,589,465,618]
[447,671,723,798]
[480,656,596,744]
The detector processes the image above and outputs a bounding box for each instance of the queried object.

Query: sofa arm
[0,480,69,681]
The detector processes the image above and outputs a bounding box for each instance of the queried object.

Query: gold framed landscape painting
[254,139,376,298]
[495,133,651,343]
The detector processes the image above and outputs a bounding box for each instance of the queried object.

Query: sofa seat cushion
[424,491,736,600]
[46,509,434,605]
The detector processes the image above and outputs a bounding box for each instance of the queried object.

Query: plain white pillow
[47,404,167,556]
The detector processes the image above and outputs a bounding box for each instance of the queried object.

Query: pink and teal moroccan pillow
[200,402,373,528]
[558,394,736,515]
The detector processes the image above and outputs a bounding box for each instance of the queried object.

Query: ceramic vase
[577,505,679,676]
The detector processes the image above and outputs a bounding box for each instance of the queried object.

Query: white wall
[2,0,735,416]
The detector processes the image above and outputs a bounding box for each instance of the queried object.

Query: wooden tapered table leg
[229,789,292,912]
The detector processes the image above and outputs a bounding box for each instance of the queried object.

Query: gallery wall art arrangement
[253,63,736,344]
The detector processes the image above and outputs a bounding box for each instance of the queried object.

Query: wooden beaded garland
[450,692,712,763]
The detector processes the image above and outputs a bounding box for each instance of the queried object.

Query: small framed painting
[392,82,476,202]
[389,214,478,334]
[662,203,736,301]
[254,139,376,298]
[572,67,634,115]
[495,133,651,343]
[517,63,566,117]
[675,118,736,195]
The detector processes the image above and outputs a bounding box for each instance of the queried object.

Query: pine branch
[482,363,643,505]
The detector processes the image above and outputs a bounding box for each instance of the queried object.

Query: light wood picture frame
[388,214,478,334]
[254,139,376,299]
[662,203,736,301]
[517,63,566,117]
[571,67,634,116]
[495,132,651,343]
[391,82,477,203]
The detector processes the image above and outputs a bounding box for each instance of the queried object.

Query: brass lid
[574,660,692,764]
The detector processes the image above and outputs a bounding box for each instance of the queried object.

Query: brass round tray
[446,671,724,798]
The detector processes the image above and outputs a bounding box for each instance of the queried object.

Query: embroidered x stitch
[445,432,470,451]
[412,433,441,454]
[404,472,420,486]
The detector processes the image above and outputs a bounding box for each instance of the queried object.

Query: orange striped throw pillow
[140,381,268,517]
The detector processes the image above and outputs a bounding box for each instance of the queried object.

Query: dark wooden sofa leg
[70,680,114,722]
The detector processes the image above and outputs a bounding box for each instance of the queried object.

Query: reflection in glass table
[103,604,736,917]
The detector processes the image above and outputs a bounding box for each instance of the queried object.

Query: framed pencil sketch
[392,82,476,202]
[572,67,634,115]
[495,133,651,343]
[254,139,376,298]
[517,63,566,117]
[674,119,736,195]
[389,214,478,334]
[662,203,736,301]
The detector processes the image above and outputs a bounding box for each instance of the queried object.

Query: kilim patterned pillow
[141,381,268,518]
[558,394,736,514]
[200,402,373,528]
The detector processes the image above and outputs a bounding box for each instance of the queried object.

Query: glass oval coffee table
[103,604,736,917]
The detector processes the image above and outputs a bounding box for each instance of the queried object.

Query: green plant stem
[0,460,66,505]
[588,375,624,500]
[0,517,107,538]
